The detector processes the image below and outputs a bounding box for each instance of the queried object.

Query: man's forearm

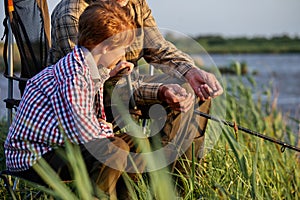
[133,82,162,103]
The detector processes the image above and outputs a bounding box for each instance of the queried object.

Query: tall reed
[0,66,299,199]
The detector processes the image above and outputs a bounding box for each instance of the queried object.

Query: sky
[0,0,300,38]
[147,0,300,37]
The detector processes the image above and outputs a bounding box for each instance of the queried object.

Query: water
[1,54,300,120]
[207,53,300,118]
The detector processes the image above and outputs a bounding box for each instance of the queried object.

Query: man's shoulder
[51,0,88,19]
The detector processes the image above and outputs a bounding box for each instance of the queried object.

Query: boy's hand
[110,61,134,77]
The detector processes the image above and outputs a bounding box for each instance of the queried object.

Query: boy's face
[98,47,126,69]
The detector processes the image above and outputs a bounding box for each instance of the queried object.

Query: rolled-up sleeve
[140,0,195,78]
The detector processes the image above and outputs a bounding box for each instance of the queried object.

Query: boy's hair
[78,1,136,50]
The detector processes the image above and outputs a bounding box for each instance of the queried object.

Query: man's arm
[140,0,195,78]
[127,0,196,104]
[140,0,223,101]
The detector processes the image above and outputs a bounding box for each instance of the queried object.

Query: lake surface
[216,54,300,116]
[1,53,300,121]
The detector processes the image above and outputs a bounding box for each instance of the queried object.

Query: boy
[5,2,136,199]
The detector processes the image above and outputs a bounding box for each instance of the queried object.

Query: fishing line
[194,110,300,152]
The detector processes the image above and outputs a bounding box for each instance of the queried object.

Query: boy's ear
[102,47,107,54]
[93,43,109,54]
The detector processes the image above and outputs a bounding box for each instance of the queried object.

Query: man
[48,0,223,175]
[5,2,138,199]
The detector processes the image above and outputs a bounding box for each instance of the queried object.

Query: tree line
[165,33,300,54]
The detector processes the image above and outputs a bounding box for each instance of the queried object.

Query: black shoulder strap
[2,17,9,76]
[2,0,50,96]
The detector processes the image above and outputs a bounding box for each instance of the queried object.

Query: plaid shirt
[5,46,113,172]
[47,0,195,102]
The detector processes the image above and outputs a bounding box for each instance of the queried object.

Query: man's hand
[158,84,194,112]
[110,61,134,77]
[185,68,223,101]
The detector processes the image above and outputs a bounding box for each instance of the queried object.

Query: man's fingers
[196,81,223,100]
[197,85,211,101]
[205,82,223,98]
[206,74,224,97]
[169,93,194,112]
[180,94,194,112]
[212,81,224,97]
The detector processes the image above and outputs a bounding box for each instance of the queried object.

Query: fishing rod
[124,68,299,152]
[194,110,300,152]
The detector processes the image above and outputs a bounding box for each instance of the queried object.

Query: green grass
[0,70,299,199]
[0,118,8,170]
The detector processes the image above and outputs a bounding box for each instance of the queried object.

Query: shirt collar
[81,46,101,81]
